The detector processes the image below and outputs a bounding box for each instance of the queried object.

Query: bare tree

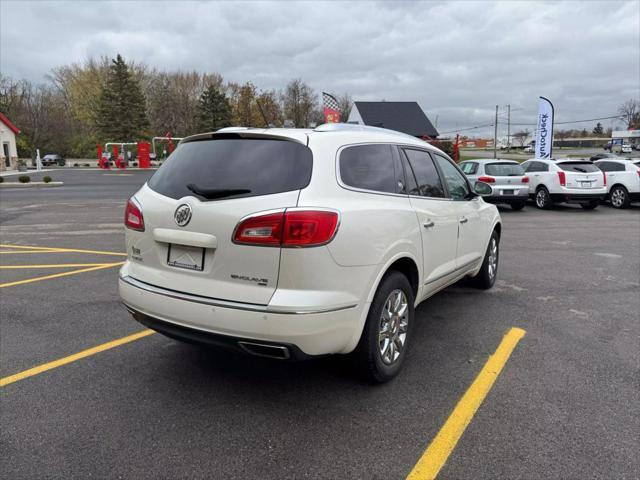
[512,129,530,147]
[337,93,353,122]
[282,79,316,128]
[618,99,640,129]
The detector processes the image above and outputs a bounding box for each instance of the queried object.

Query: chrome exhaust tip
[238,341,290,360]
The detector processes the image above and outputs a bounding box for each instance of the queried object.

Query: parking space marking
[406,327,526,480]
[0,263,110,269]
[0,329,156,388]
[0,250,63,254]
[0,262,124,288]
[0,243,127,257]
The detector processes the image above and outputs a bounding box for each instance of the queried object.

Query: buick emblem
[174,204,192,227]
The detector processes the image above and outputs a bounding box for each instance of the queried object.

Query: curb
[0,182,65,188]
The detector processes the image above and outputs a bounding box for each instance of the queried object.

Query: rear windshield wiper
[187,184,252,199]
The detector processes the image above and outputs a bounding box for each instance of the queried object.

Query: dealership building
[611,129,640,146]
[0,112,20,172]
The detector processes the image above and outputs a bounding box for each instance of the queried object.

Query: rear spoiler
[181,129,308,146]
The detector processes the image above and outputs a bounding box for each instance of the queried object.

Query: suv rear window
[148,137,313,200]
[485,162,524,176]
[557,162,600,173]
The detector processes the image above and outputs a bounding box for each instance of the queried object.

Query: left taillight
[124,198,145,231]
[602,171,606,186]
[233,210,339,247]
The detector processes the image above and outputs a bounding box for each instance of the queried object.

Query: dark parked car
[41,154,65,166]
[590,152,623,162]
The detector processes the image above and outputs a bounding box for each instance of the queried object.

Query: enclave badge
[174,204,192,227]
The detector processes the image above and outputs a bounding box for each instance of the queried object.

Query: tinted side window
[433,154,471,200]
[402,149,445,198]
[460,162,478,175]
[608,162,625,172]
[340,144,397,193]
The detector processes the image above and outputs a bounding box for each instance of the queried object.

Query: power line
[438,123,495,135]
[509,114,622,126]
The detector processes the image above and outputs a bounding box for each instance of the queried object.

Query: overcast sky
[1,0,638,136]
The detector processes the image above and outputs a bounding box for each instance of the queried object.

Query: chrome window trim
[334,142,455,202]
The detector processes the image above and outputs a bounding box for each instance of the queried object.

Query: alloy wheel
[488,237,498,279]
[378,289,409,365]
[611,188,625,208]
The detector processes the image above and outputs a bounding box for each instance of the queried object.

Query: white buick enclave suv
[119,124,501,382]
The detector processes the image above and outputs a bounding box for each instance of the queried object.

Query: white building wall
[0,121,18,171]
[346,105,364,124]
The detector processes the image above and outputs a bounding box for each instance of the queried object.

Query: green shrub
[0,176,4,183]
[43,176,52,183]
[133,161,138,167]
[73,163,79,167]
[83,163,90,167]
[18,175,31,183]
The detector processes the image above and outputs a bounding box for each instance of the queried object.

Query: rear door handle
[459,217,468,224]
[423,220,435,229]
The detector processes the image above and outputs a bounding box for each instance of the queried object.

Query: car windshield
[557,162,600,173]
[484,162,524,176]
[148,137,313,201]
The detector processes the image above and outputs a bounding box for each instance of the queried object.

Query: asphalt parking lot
[1,169,638,479]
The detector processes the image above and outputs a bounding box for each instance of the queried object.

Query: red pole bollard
[137,142,150,168]
[454,134,460,163]
[97,144,103,168]
[113,145,119,168]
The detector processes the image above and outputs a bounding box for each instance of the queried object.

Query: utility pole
[493,105,498,159]
[507,104,511,152]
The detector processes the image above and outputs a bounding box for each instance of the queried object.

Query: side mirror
[473,181,492,196]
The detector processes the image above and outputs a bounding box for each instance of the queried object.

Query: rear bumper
[485,193,528,203]
[550,192,606,203]
[119,274,366,356]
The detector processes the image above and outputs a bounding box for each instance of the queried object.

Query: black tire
[609,185,630,209]
[580,200,599,210]
[535,186,553,209]
[353,271,415,383]
[510,201,526,211]
[469,230,499,290]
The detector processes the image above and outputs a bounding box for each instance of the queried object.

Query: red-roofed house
[0,112,20,172]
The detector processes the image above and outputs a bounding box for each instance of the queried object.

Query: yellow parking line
[0,262,124,288]
[406,327,526,480]
[0,263,110,269]
[0,244,65,251]
[0,244,127,257]
[0,329,156,387]
[0,250,63,254]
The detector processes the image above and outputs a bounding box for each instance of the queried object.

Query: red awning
[0,112,20,135]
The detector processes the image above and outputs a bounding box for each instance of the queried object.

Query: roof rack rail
[313,122,420,140]
[216,127,253,132]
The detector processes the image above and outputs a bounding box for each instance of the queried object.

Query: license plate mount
[502,189,514,195]
[167,244,205,271]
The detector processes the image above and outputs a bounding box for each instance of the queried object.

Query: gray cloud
[1,0,638,135]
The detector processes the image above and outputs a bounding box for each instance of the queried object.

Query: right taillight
[557,171,566,186]
[478,176,496,183]
[522,176,529,183]
[233,210,339,247]
[602,171,606,186]
[124,198,144,231]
